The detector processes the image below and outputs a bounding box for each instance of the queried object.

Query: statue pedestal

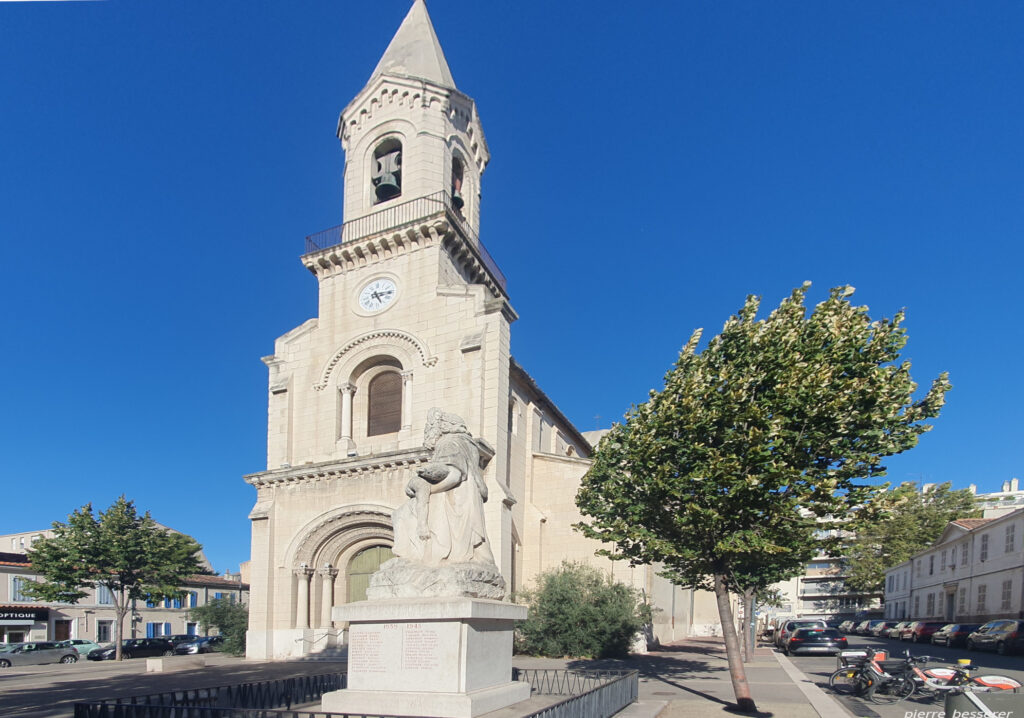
[321,597,530,718]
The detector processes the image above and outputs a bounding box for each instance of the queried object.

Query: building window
[915,560,921,577]
[97,584,114,605]
[940,550,947,571]
[959,588,966,614]
[188,591,198,608]
[1002,580,1012,610]
[981,534,989,561]
[371,139,402,203]
[926,593,935,616]
[914,595,920,616]
[929,555,934,575]
[451,156,465,211]
[97,620,112,643]
[961,543,968,566]
[367,371,402,436]
[887,575,894,592]
[11,577,30,602]
[1006,524,1016,553]
[977,584,987,612]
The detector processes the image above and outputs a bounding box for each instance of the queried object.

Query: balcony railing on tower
[303,190,507,291]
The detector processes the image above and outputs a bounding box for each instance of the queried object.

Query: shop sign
[0,607,48,624]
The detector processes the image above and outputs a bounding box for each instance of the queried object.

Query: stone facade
[244,1,717,660]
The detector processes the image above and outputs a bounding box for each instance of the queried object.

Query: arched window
[372,139,402,203]
[347,545,394,603]
[367,371,402,436]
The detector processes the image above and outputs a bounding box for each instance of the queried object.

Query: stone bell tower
[245,0,518,661]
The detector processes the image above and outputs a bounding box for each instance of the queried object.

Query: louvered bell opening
[368,372,402,436]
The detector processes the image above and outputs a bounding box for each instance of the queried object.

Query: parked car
[784,627,849,656]
[167,634,201,646]
[775,619,828,648]
[0,642,79,667]
[870,621,896,637]
[885,621,910,639]
[174,635,225,655]
[852,620,873,635]
[966,620,1024,655]
[87,638,175,660]
[56,639,102,657]
[902,621,946,642]
[931,623,981,648]
[837,620,856,634]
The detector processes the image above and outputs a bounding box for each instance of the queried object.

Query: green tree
[845,482,980,595]
[188,598,249,655]
[24,496,205,661]
[514,562,651,659]
[575,284,950,712]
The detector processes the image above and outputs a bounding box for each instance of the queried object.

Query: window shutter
[146,623,155,638]
[368,372,402,436]
[164,622,171,636]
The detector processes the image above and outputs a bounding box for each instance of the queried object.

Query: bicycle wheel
[829,667,861,696]
[869,676,916,705]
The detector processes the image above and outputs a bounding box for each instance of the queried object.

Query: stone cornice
[244,448,431,488]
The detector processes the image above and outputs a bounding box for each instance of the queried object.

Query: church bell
[372,150,402,201]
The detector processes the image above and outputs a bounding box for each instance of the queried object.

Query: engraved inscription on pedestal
[402,623,440,670]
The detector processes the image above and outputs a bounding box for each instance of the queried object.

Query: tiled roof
[184,574,249,589]
[952,518,995,529]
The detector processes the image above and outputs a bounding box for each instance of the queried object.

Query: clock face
[358,278,397,312]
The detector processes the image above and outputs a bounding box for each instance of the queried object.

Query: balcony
[303,190,507,292]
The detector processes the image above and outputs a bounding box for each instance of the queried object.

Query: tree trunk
[714,573,757,713]
[114,588,127,661]
[742,589,755,663]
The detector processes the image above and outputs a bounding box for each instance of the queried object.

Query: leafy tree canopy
[844,482,980,595]
[25,496,205,660]
[575,284,950,711]
[188,597,249,655]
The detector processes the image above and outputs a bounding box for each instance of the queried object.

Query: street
[784,634,1024,718]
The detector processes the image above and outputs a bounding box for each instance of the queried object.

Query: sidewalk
[507,637,850,718]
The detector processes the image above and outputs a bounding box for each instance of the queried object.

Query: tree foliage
[188,598,249,655]
[575,284,950,711]
[514,562,651,659]
[844,482,980,595]
[24,496,205,660]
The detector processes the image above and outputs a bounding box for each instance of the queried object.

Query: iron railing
[303,191,507,292]
[73,668,637,718]
[73,673,345,716]
[516,668,639,718]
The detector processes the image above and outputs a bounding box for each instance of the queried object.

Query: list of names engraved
[350,627,387,673]
[402,623,441,670]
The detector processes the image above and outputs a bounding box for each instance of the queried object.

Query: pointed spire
[370,0,456,89]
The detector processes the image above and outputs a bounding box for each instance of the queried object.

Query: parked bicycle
[829,650,1021,705]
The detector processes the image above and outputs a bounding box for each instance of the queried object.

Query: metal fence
[74,668,638,718]
[73,673,345,717]
[303,190,507,292]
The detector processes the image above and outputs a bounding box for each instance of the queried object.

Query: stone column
[318,565,339,628]
[294,566,313,629]
[400,371,413,430]
[339,383,356,445]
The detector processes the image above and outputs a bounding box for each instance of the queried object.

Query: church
[244,0,713,660]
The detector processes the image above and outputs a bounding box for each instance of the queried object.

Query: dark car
[966,620,1024,655]
[167,634,200,646]
[87,638,175,660]
[785,627,849,656]
[902,621,946,642]
[174,635,225,655]
[775,619,828,648]
[931,623,980,648]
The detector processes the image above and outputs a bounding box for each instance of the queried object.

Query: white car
[57,639,103,656]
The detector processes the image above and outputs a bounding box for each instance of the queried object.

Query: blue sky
[1,1,1021,574]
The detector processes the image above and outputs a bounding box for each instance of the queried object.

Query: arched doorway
[346,545,394,603]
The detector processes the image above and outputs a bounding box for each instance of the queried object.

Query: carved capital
[293,567,314,578]
[318,566,339,579]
